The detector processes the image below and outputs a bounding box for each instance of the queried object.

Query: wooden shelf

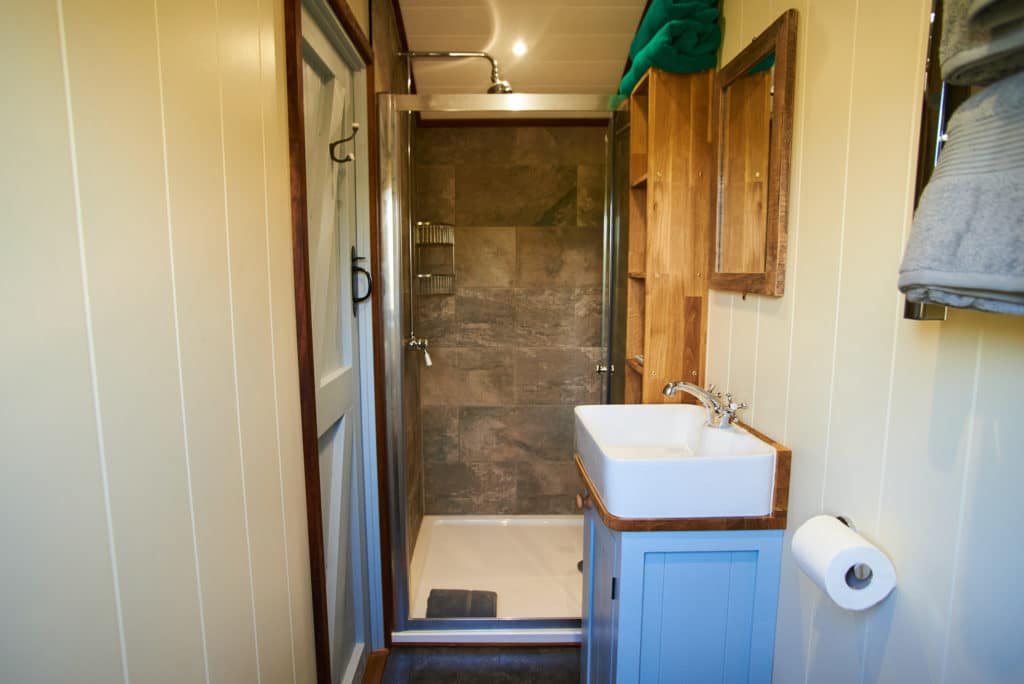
[624,67,713,405]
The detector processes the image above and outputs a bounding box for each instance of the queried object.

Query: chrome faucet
[407,337,432,367]
[662,382,747,428]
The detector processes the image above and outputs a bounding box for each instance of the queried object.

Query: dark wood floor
[378,646,580,683]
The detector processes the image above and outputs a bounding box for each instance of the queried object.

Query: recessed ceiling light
[513,40,527,57]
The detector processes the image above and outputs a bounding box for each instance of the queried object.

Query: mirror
[710,10,797,297]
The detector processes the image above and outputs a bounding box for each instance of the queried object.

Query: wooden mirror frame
[710,9,797,297]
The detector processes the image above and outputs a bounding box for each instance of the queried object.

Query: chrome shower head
[488,78,513,94]
[399,50,513,94]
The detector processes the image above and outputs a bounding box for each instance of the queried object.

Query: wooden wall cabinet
[624,68,713,404]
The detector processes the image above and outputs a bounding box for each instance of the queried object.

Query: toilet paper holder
[835,516,873,585]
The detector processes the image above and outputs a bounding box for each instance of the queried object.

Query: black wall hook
[330,123,360,163]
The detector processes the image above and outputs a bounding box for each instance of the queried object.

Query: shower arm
[399,51,511,93]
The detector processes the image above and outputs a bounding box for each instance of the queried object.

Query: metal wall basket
[414,221,456,295]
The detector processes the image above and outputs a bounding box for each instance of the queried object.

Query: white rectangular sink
[574,404,777,519]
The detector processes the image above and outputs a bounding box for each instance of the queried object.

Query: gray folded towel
[898,71,1024,316]
[969,0,1024,33]
[425,588,498,618]
[942,0,1024,85]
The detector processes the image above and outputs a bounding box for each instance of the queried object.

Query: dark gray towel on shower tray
[426,589,498,618]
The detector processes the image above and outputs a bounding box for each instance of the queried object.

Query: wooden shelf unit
[623,68,714,404]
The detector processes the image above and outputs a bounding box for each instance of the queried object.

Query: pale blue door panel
[638,551,755,682]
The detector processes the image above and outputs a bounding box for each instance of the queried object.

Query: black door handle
[351,246,373,316]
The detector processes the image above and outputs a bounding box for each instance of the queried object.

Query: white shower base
[408,515,584,620]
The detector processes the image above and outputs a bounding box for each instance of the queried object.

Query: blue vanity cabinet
[581,506,784,683]
[582,505,621,683]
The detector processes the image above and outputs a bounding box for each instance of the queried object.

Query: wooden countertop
[575,421,791,532]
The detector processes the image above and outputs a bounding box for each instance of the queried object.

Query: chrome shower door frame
[377,93,622,637]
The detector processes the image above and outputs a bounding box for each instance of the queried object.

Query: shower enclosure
[378,93,626,640]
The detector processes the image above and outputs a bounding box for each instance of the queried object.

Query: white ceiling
[396,0,647,95]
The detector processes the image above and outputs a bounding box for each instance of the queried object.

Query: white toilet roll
[791,515,897,611]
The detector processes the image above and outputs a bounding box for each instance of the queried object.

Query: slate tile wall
[413,125,605,515]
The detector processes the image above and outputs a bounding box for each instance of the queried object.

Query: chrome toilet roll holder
[835,515,874,586]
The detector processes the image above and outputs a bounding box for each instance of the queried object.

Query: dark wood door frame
[282,1,393,682]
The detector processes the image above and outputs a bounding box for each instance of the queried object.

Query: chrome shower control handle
[407,337,432,367]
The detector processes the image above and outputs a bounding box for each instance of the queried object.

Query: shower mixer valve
[407,337,432,367]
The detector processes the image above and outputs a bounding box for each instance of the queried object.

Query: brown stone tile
[403,356,422,492]
[547,127,607,165]
[412,127,454,163]
[513,347,603,405]
[513,288,575,347]
[415,127,517,165]
[423,462,517,515]
[508,127,561,165]
[416,294,454,344]
[455,165,577,227]
[421,348,513,407]
[406,465,424,560]
[516,227,603,288]
[454,227,515,288]
[459,349,515,405]
[416,126,604,167]
[418,346,457,407]
[459,406,573,462]
[455,288,514,348]
[576,165,605,227]
[573,288,603,347]
[422,407,459,462]
[414,164,455,224]
[404,353,424,558]
[515,461,582,515]
[515,495,579,515]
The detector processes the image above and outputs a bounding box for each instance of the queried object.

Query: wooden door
[301,11,369,681]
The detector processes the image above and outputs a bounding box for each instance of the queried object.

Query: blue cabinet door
[581,506,620,683]
[614,530,783,683]
[581,512,784,683]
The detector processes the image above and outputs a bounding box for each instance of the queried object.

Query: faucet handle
[718,397,748,426]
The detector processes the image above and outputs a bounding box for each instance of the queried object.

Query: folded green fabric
[619,17,721,94]
[629,0,718,59]
[748,53,775,75]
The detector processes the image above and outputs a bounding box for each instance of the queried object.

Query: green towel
[619,17,721,94]
[748,53,775,75]
[629,0,718,59]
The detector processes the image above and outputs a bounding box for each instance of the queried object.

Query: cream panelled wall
[1,2,315,683]
[708,2,1024,683]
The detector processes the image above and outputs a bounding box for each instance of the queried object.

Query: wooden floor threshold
[362,648,389,684]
